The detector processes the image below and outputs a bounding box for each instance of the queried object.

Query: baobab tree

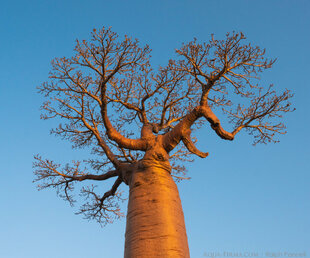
[34,27,294,257]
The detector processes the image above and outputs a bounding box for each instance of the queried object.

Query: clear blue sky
[1,0,309,257]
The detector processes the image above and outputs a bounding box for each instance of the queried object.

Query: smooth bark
[124,166,190,258]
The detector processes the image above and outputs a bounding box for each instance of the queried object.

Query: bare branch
[33,155,119,187]
[182,129,208,158]
[77,179,124,225]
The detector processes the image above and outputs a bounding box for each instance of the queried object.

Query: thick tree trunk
[124,165,190,258]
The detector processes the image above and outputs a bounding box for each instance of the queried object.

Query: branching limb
[162,32,293,150]
[33,155,119,182]
[34,155,125,225]
[227,86,294,144]
[77,177,124,225]
[33,155,120,198]
[39,64,120,167]
[162,104,234,153]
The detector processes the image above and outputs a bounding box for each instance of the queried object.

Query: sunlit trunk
[124,165,190,258]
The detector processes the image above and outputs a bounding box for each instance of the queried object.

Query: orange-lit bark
[124,165,190,258]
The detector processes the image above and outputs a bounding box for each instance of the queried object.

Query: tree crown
[34,27,294,225]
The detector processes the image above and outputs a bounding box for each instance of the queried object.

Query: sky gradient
[1,1,309,257]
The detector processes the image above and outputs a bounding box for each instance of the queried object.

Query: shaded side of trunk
[124,166,190,258]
